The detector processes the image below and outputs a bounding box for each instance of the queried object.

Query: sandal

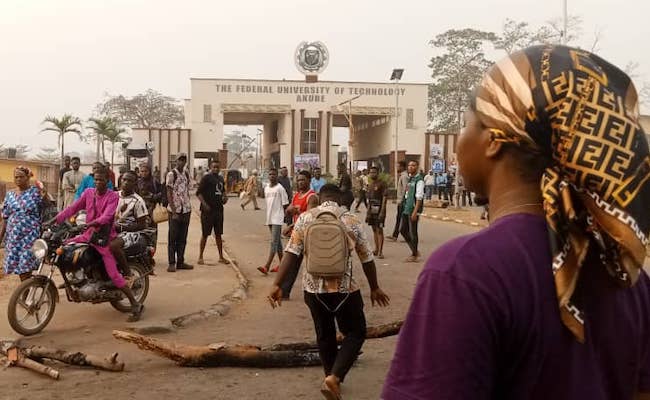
[405,255,420,263]
[197,258,205,265]
[218,258,230,265]
[320,377,342,400]
[257,266,268,275]
[127,303,144,322]
[270,265,279,273]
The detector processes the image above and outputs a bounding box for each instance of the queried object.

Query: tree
[494,19,555,54]
[224,131,257,169]
[40,114,82,167]
[33,147,60,163]
[495,16,587,55]
[428,29,497,133]
[102,126,128,168]
[96,89,184,129]
[88,117,120,162]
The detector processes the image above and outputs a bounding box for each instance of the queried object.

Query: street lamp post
[390,68,404,191]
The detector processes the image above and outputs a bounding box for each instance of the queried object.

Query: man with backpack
[268,184,390,400]
[165,154,193,272]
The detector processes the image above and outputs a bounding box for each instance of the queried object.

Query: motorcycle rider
[56,166,144,322]
[110,170,149,280]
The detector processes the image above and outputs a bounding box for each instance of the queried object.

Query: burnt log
[112,330,321,368]
[263,320,404,352]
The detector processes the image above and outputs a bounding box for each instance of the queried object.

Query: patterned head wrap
[15,166,33,177]
[474,45,650,343]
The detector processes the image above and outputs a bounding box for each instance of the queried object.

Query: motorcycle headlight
[31,239,48,260]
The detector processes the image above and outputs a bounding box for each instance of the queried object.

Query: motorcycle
[7,218,155,336]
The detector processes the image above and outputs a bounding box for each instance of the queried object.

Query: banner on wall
[432,158,445,173]
[294,154,320,172]
[430,143,443,159]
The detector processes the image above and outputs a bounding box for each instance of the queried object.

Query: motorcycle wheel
[7,278,57,336]
[110,263,150,313]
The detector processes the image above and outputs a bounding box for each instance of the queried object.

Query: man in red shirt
[280,170,318,299]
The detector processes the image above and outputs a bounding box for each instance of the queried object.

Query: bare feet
[320,375,342,400]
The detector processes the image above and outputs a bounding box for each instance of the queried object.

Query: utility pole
[563,0,568,44]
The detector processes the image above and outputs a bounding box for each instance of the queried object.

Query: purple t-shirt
[382,213,650,400]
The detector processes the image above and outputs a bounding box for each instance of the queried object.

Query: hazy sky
[1,0,648,156]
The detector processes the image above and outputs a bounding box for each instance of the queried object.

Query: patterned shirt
[285,201,374,294]
[116,192,149,226]
[166,168,191,214]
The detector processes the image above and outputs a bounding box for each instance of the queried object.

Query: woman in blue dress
[0,166,50,281]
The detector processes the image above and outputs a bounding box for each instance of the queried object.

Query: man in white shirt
[258,168,289,275]
[423,170,435,200]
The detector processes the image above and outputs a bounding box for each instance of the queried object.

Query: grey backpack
[304,208,351,278]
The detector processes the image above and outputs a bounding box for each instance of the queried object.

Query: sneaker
[176,263,194,270]
[257,266,268,275]
[270,265,279,273]
[167,263,176,272]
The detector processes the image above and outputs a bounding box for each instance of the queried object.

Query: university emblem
[295,41,329,75]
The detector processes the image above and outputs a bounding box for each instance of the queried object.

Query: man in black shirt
[197,160,229,265]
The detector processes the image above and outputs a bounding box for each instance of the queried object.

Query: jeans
[280,255,303,299]
[269,224,283,255]
[391,202,404,238]
[424,185,434,200]
[168,212,191,265]
[304,290,366,381]
[400,214,419,256]
[437,186,447,200]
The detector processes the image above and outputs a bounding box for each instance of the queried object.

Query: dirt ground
[0,198,476,400]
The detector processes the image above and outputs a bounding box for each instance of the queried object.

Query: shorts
[366,212,385,228]
[201,210,224,236]
[269,224,283,254]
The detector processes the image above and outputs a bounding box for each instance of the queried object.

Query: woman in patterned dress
[0,166,50,281]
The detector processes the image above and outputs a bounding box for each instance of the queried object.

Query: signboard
[432,159,445,173]
[430,143,443,159]
[294,154,320,172]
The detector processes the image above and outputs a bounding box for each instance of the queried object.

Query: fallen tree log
[23,346,124,372]
[112,330,321,368]
[263,320,404,352]
[5,346,60,380]
[112,320,403,368]
[0,340,124,376]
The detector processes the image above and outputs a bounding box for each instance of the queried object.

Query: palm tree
[41,114,83,167]
[88,117,119,162]
[102,126,127,168]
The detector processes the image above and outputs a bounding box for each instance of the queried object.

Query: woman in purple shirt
[382,46,650,400]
